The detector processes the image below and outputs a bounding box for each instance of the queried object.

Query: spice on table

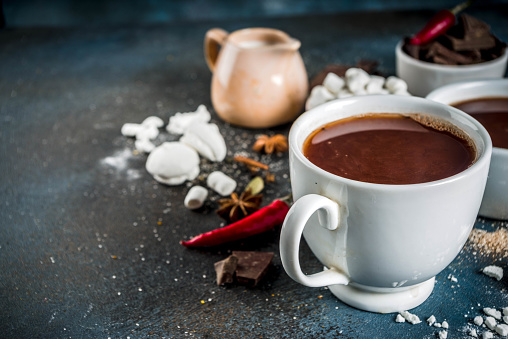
[252,134,289,154]
[216,190,263,222]
[409,0,474,45]
[233,155,269,171]
[180,198,290,248]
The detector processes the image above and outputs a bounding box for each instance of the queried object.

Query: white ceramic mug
[280,95,492,313]
[427,79,508,220]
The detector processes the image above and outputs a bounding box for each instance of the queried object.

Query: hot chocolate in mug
[280,95,492,313]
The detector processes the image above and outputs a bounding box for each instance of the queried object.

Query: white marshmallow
[306,85,335,110]
[121,123,143,137]
[135,139,156,153]
[142,116,165,128]
[322,73,345,95]
[167,105,211,134]
[180,123,227,162]
[145,142,200,185]
[385,76,408,93]
[366,75,386,94]
[345,68,370,93]
[207,171,237,196]
[337,89,354,98]
[184,186,208,209]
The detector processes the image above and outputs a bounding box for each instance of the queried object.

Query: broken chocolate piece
[403,13,506,66]
[426,41,475,65]
[233,251,273,286]
[214,255,238,285]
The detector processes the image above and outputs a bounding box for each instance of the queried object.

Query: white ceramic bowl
[427,79,508,219]
[396,40,507,97]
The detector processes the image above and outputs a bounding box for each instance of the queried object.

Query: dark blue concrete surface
[1,4,507,339]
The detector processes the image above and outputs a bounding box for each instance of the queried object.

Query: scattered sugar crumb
[483,265,503,281]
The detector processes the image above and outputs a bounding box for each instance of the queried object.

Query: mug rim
[289,95,492,190]
[426,78,508,155]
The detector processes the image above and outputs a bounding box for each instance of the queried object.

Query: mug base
[328,276,435,313]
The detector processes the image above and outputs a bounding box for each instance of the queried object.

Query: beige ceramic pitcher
[204,28,309,128]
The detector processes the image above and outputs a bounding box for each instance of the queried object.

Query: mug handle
[280,194,350,287]
[204,28,228,72]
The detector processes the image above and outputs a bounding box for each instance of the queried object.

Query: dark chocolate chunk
[233,251,273,286]
[214,255,238,285]
[426,41,475,65]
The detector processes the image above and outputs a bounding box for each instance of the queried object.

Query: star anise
[252,134,288,154]
[216,190,263,222]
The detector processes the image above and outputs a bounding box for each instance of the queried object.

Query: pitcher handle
[204,28,228,72]
[280,194,350,287]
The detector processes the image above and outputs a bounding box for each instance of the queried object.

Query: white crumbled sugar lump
[484,308,502,320]
[483,331,494,339]
[141,116,164,128]
[166,105,211,134]
[400,310,421,324]
[474,316,484,326]
[184,186,208,210]
[207,171,237,196]
[442,321,449,329]
[135,139,156,153]
[447,274,458,283]
[469,328,478,337]
[434,323,442,328]
[306,85,335,109]
[180,123,227,162]
[496,324,508,336]
[483,265,503,281]
[322,73,345,95]
[345,68,370,93]
[438,330,448,339]
[427,315,437,326]
[503,307,508,316]
[485,317,497,331]
[395,314,406,323]
[145,142,200,185]
[503,316,508,324]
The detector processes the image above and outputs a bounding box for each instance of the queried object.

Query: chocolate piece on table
[214,255,238,285]
[233,251,273,286]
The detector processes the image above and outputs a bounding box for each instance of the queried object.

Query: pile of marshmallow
[121,105,236,204]
[306,68,411,110]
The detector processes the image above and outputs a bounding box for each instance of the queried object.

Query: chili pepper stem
[450,0,475,15]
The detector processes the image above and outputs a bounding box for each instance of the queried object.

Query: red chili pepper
[409,0,474,45]
[180,199,290,248]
